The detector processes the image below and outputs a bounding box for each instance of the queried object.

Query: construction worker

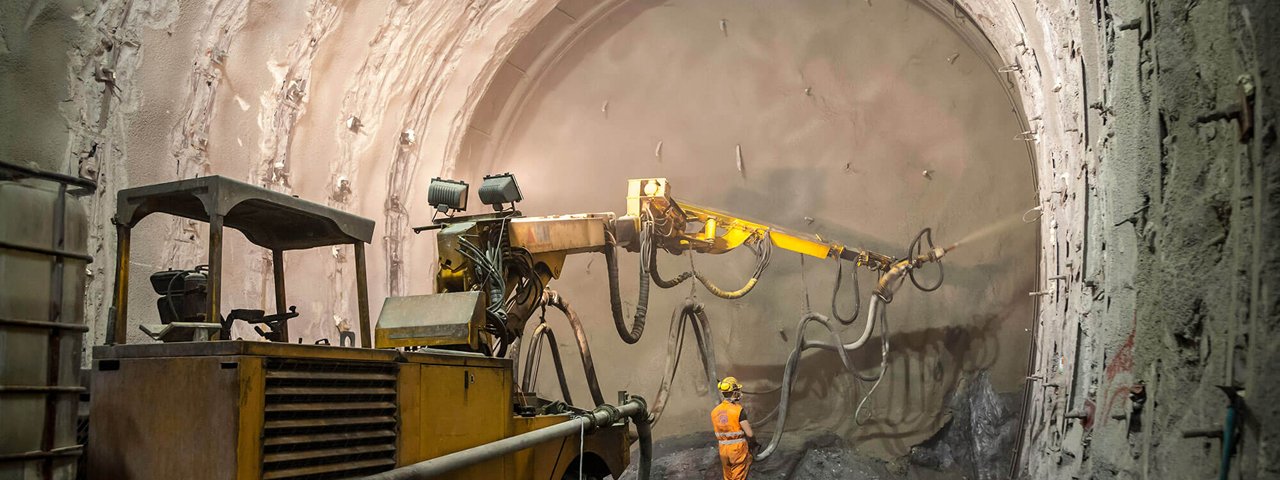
[711,376,754,479]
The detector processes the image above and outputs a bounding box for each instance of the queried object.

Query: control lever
[225,306,299,342]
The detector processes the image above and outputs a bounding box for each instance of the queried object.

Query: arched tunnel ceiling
[449,0,1038,456]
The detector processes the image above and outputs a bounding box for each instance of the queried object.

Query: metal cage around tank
[0,160,96,480]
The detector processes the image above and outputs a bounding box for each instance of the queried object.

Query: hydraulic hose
[907,228,944,292]
[754,296,887,461]
[640,228,770,299]
[689,238,771,299]
[649,298,719,426]
[752,299,886,424]
[634,405,654,480]
[543,290,607,407]
[756,230,945,459]
[648,247,692,289]
[815,295,881,352]
[521,322,574,405]
[603,224,652,344]
[830,259,861,325]
[694,273,758,299]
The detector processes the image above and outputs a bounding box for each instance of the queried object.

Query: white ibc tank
[0,177,89,480]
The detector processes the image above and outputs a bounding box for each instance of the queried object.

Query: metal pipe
[1220,397,1239,480]
[355,242,372,347]
[0,240,94,262]
[205,214,224,342]
[0,160,97,192]
[0,317,89,331]
[41,182,68,480]
[272,249,288,341]
[109,224,130,345]
[364,397,650,480]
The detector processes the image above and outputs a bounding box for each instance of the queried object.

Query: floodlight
[428,178,468,214]
[478,173,523,211]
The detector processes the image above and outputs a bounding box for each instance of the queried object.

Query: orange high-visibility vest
[711,400,751,480]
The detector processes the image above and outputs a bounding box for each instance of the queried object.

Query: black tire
[562,457,606,480]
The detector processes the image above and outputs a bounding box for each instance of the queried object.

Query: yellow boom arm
[423,177,934,349]
[619,178,896,271]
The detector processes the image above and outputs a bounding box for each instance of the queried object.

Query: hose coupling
[590,403,621,428]
[626,393,649,417]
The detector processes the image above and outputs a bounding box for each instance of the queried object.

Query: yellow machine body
[89,176,632,480]
[87,341,628,479]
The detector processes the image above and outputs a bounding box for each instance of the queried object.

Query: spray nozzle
[911,246,950,265]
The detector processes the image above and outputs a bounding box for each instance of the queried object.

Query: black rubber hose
[754,312,826,460]
[649,247,692,289]
[521,323,574,405]
[754,303,889,459]
[543,290,607,406]
[830,259,861,325]
[603,224,652,344]
[649,299,719,426]
[633,401,654,480]
[690,308,718,396]
[908,228,944,292]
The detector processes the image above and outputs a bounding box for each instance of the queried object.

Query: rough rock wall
[4,0,1278,478]
[950,0,1279,478]
[5,0,559,347]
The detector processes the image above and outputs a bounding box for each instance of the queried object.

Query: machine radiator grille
[261,359,398,479]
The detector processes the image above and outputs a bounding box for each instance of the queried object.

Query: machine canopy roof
[116,175,375,250]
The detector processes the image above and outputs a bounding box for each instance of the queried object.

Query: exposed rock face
[910,371,1019,479]
[3,0,1277,478]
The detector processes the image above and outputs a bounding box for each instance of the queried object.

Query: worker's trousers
[717,440,751,480]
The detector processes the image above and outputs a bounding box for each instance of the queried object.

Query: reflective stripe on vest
[712,400,746,449]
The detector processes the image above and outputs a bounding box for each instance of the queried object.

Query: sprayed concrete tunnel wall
[4,0,1278,478]
[452,0,1038,457]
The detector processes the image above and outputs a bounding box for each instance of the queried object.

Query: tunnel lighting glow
[478,173,523,211]
[428,177,469,214]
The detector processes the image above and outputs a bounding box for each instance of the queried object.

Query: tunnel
[2,0,1277,478]
[451,0,1037,472]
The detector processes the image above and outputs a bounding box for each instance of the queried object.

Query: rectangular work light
[428,177,469,214]
[478,173,523,211]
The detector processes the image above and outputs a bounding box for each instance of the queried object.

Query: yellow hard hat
[718,376,742,393]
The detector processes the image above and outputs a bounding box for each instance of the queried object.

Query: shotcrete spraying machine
[85,174,950,479]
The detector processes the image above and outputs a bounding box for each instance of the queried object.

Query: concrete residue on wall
[944,0,1279,479]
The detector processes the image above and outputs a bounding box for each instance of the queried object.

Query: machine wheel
[562,456,607,480]
[560,473,603,480]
